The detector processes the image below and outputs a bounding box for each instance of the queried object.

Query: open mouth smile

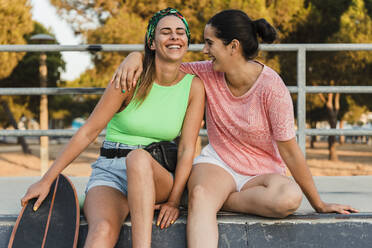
[166,45,181,49]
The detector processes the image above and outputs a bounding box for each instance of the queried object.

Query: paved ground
[1,176,371,215]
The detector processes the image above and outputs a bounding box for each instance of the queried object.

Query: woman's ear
[230,39,240,55]
[150,41,156,50]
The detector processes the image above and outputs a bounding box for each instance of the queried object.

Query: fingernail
[33,206,37,211]
[157,221,160,226]
[171,221,174,224]
[122,90,126,93]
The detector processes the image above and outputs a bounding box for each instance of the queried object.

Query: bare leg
[126,149,174,248]
[223,174,303,218]
[187,163,236,248]
[83,186,129,248]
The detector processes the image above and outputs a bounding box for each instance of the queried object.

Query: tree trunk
[0,99,31,154]
[310,121,317,148]
[328,135,338,161]
[339,119,345,144]
[325,91,339,161]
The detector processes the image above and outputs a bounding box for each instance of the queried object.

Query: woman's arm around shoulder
[110,51,211,91]
[111,52,143,92]
[179,61,212,80]
[276,138,358,214]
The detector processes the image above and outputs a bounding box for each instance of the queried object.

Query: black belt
[100,147,132,158]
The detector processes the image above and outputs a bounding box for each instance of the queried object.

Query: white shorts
[193,144,256,192]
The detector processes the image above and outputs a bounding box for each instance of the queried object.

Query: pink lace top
[181,61,295,176]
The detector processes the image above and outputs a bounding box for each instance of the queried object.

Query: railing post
[297,48,306,155]
[39,52,49,175]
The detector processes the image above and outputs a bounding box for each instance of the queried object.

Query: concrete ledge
[1,212,372,247]
[1,176,372,247]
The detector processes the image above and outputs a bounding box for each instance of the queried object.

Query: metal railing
[1,43,372,154]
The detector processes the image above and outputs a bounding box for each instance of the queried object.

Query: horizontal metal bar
[0,44,144,52]
[260,43,372,51]
[197,43,372,52]
[288,86,372,94]
[1,129,370,137]
[0,88,104,95]
[2,86,372,96]
[0,129,209,137]
[0,129,97,137]
[306,86,372,93]
[296,43,372,51]
[304,129,372,136]
[288,86,298,93]
[0,44,371,52]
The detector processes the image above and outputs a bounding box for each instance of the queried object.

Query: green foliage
[278,0,372,126]
[0,22,67,126]
[50,0,308,85]
[343,96,369,124]
[267,0,311,39]
[0,0,33,79]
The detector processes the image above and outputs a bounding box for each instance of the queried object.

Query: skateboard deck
[8,174,80,248]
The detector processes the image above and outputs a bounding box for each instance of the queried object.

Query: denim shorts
[85,141,145,196]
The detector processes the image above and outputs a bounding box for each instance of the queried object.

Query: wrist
[312,201,326,212]
[167,200,180,208]
[41,172,56,186]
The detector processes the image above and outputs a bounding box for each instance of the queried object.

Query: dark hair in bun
[207,9,277,60]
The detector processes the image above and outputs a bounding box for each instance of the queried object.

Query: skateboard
[8,174,80,248]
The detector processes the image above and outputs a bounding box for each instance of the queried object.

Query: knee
[273,183,302,218]
[89,219,118,242]
[188,185,208,210]
[126,149,152,175]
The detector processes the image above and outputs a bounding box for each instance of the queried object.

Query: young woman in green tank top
[21,8,205,248]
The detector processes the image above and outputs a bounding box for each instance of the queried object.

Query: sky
[30,0,92,81]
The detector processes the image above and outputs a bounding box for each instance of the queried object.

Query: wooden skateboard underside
[8,174,80,248]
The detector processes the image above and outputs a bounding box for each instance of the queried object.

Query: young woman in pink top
[111,9,358,247]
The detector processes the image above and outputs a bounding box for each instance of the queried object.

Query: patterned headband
[145,7,191,48]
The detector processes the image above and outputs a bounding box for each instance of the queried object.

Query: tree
[322,0,372,160]
[0,0,33,153]
[0,22,66,152]
[3,22,66,115]
[50,0,309,85]
[280,0,372,160]
[0,0,33,79]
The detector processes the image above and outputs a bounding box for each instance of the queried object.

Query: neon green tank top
[105,74,194,145]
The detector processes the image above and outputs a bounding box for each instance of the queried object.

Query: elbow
[76,125,101,143]
[277,139,303,162]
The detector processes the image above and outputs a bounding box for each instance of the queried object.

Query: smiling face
[202,24,231,72]
[151,15,189,62]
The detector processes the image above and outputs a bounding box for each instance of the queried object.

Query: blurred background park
[0,0,371,177]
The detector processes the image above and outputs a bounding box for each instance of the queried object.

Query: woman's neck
[223,60,263,97]
[154,57,182,86]
[225,60,263,89]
